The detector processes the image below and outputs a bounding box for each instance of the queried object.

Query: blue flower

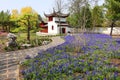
[22,33,120,79]
[20,70,26,75]
[104,78,107,80]
[25,55,31,59]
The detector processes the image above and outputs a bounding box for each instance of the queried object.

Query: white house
[38,10,71,35]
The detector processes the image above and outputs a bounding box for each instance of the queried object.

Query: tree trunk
[2,26,4,31]
[27,26,30,42]
[8,26,10,32]
[5,26,7,32]
[27,16,31,42]
[110,21,115,36]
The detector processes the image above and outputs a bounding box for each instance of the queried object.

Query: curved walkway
[0,36,65,80]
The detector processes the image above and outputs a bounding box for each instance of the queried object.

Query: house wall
[47,17,69,34]
[40,28,48,33]
[66,27,71,33]
[48,22,58,34]
[57,26,71,34]
[46,16,71,34]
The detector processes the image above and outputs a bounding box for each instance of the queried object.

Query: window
[52,26,54,30]
[49,17,53,21]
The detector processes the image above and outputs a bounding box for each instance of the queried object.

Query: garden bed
[20,33,120,80]
[111,59,120,69]
[0,32,52,53]
[3,38,52,52]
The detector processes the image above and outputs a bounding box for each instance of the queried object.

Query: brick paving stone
[0,69,7,74]
[0,59,7,62]
[0,75,7,80]
[7,59,17,64]
[0,56,7,60]
[0,36,65,80]
[12,54,18,58]
[0,60,7,66]
[7,55,14,59]
[6,52,11,54]
[0,65,7,70]
[8,66,17,71]
[7,78,17,80]
[0,54,6,57]
[7,63,18,68]
[8,73,17,78]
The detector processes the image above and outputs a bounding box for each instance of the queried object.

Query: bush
[4,37,52,52]
[4,46,15,51]
[11,26,26,33]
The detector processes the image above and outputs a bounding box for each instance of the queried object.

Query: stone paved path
[0,36,65,80]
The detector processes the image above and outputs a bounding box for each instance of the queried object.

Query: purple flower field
[21,33,120,80]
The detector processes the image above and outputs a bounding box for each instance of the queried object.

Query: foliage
[67,4,92,28]
[104,0,120,35]
[19,6,38,28]
[92,6,104,27]
[105,0,120,21]
[19,7,39,41]
[0,10,13,32]
[81,5,92,28]
[10,6,40,41]
[10,9,20,29]
[4,32,52,52]
[67,13,79,27]
[10,9,19,21]
[4,38,51,52]
[11,26,26,33]
[68,0,97,29]
[68,0,89,29]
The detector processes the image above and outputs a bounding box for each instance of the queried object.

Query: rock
[7,33,16,39]
[21,44,31,47]
[42,41,50,45]
[7,33,17,47]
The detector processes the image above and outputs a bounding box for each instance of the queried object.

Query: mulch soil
[111,59,120,69]
[0,32,8,53]
[0,32,8,37]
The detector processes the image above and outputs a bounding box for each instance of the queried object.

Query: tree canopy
[0,10,12,32]
[10,6,39,41]
[104,0,120,35]
[67,0,93,30]
[92,6,104,27]
[105,0,120,21]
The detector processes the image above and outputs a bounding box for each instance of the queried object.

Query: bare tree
[54,0,67,34]
[69,0,90,32]
[54,0,67,12]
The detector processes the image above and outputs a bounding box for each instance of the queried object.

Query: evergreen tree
[0,10,11,32]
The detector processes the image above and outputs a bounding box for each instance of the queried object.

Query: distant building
[39,10,71,35]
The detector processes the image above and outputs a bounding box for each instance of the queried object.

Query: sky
[0,0,104,17]
[0,0,56,17]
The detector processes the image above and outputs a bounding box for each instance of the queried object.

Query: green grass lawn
[16,32,54,41]
[16,32,37,41]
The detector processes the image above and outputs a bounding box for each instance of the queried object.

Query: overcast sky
[0,0,104,17]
